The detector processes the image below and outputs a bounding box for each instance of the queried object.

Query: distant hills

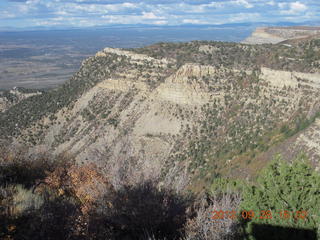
[1,21,320,32]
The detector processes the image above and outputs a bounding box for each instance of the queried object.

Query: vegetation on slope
[2,38,319,138]
[0,53,135,137]
[240,155,320,239]
[2,38,320,186]
[0,143,240,240]
[0,38,320,239]
[0,143,319,240]
[164,66,320,185]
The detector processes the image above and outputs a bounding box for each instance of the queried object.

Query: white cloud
[0,11,16,19]
[202,2,224,8]
[267,1,276,6]
[17,5,30,14]
[182,0,253,13]
[101,14,167,25]
[1,0,319,28]
[229,12,260,22]
[278,2,287,9]
[54,10,69,16]
[51,2,139,17]
[153,20,168,25]
[280,1,307,15]
[26,0,41,5]
[122,2,136,8]
[291,1,307,11]
[177,3,206,13]
[182,19,208,24]
[234,0,254,9]
[104,2,137,12]
[141,12,164,20]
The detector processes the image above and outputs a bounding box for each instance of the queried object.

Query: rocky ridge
[0,87,42,112]
[1,39,320,189]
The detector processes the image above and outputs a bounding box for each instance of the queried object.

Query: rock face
[243,26,320,44]
[1,39,320,187]
[155,64,214,105]
[260,67,320,89]
[96,47,174,67]
[243,28,286,44]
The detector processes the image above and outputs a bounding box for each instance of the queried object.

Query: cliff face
[1,39,320,188]
[243,26,320,44]
[155,64,215,105]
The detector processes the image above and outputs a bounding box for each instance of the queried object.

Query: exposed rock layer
[243,26,320,44]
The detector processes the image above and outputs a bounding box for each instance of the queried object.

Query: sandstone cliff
[1,39,320,189]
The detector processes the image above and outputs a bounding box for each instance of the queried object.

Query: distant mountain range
[1,21,319,32]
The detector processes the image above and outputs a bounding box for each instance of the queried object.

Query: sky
[0,0,319,29]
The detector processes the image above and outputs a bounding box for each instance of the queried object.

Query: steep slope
[251,118,320,176]
[1,39,320,189]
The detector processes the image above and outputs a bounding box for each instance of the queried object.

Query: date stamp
[209,210,308,221]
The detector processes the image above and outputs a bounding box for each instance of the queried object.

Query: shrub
[89,180,193,240]
[210,178,246,195]
[240,155,320,239]
[0,144,73,188]
[107,117,119,128]
[11,184,44,216]
[184,193,241,240]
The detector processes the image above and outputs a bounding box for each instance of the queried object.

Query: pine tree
[240,154,320,239]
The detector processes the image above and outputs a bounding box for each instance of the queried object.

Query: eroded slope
[1,39,320,189]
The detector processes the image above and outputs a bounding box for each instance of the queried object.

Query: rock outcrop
[243,26,320,44]
[0,87,42,112]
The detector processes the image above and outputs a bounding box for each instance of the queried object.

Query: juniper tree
[240,154,320,239]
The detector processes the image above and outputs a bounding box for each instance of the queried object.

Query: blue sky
[0,0,319,29]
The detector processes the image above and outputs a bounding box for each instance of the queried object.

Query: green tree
[240,155,320,239]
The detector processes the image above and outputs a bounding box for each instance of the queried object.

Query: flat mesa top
[267,26,320,31]
[243,26,320,44]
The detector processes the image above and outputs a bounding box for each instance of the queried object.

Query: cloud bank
[0,0,319,28]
